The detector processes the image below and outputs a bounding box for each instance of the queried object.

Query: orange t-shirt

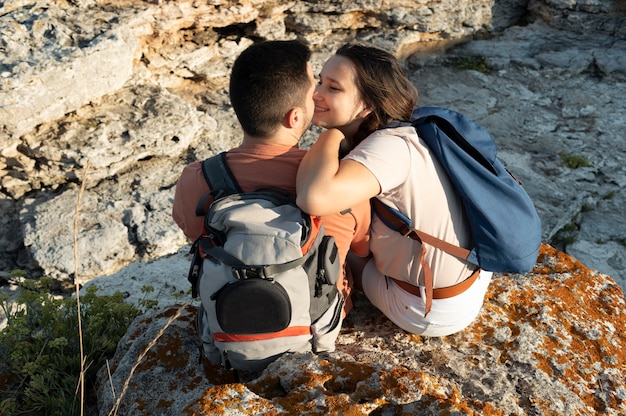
[172,143,370,315]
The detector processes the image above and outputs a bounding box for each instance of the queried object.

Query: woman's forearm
[297,129,380,215]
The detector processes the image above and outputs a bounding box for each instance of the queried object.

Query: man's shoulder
[177,160,208,192]
[180,160,204,179]
[347,198,372,217]
[224,145,304,193]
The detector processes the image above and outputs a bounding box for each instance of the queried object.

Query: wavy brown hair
[335,43,419,149]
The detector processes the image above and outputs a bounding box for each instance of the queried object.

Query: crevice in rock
[213,22,260,42]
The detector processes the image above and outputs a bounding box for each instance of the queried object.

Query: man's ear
[284,107,301,128]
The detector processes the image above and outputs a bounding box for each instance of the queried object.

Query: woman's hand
[317,128,350,159]
[318,128,345,142]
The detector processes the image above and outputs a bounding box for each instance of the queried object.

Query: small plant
[560,152,591,169]
[0,277,141,415]
[454,56,490,73]
[139,285,159,310]
[550,221,580,250]
[581,203,595,212]
[603,191,616,200]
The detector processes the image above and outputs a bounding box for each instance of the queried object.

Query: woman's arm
[297,128,380,216]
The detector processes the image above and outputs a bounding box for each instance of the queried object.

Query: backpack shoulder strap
[201,152,243,195]
[371,198,470,261]
[195,152,243,216]
[371,197,472,317]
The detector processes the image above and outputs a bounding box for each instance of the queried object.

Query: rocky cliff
[1,0,626,288]
[1,0,626,414]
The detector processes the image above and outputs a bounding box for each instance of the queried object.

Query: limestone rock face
[529,0,626,37]
[96,244,626,415]
[0,0,504,281]
[1,0,626,290]
[0,1,624,414]
[0,2,139,139]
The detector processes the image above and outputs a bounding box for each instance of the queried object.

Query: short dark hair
[335,43,419,148]
[229,40,312,138]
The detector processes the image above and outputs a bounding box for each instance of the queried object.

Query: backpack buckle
[232,266,268,280]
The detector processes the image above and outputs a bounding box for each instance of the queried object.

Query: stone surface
[0,1,625,414]
[0,2,141,138]
[1,0,625,292]
[95,244,626,415]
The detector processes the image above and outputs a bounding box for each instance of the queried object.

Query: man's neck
[241,132,300,147]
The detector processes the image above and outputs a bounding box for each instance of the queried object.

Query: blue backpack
[373,106,541,274]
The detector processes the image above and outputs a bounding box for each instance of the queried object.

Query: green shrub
[0,277,141,415]
[560,152,591,169]
[453,56,490,73]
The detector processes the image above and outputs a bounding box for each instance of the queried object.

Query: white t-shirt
[345,126,475,289]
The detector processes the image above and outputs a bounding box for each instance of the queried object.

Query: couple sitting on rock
[172,39,493,368]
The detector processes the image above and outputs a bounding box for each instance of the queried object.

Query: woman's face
[313,55,370,137]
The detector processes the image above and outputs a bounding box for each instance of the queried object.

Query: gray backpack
[188,152,344,372]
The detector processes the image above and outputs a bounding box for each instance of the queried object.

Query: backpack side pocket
[318,235,340,286]
[311,292,344,353]
[307,235,340,323]
[187,240,204,298]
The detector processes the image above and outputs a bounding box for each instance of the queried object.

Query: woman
[297,43,493,336]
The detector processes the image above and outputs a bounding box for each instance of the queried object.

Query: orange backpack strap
[372,198,471,260]
[372,198,473,315]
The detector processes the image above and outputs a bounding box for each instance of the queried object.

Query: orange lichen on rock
[484,244,626,413]
[188,383,278,415]
[98,244,626,415]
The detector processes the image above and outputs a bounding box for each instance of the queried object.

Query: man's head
[230,40,314,140]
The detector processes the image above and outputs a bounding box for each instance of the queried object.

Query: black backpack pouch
[212,278,291,334]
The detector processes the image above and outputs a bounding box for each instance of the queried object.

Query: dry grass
[71,159,189,414]
[73,160,91,416]
[107,303,187,416]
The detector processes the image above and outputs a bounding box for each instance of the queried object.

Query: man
[172,40,370,361]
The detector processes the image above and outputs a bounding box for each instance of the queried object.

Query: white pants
[361,258,493,337]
